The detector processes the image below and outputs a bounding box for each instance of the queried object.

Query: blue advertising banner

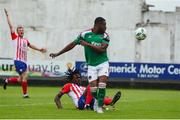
[75,61,180,80]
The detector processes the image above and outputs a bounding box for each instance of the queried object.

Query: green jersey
[74,29,110,66]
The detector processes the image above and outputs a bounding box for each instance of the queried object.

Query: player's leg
[3,60,23,90]
[103,97,112,106]
[98,76,107,107]
[87,65,98,111]
[14,60,29,98]
[90,81,98,111]
[97,75,107,113]
[84,85,93,110]
[85,86,96,110]
[103,91,121,106]
[97,62,109,113]
[89,81,98,99]
[21,71,29,98]
[3,76,20,90]
[88,66,98,99]
[78,95,86,110]
[103,91,121,110]
[110,91,121,106]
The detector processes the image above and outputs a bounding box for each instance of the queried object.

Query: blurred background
[0,0,180,89]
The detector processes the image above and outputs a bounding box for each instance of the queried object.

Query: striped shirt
[11,32,30,63]
[61,83,86,107]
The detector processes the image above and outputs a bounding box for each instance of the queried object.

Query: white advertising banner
[0,59,74,77]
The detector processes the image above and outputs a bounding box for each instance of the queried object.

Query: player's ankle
[5,78,8,83]
[97,107,104,113]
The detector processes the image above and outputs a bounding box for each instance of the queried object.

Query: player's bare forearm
[29,44,46,53]
[80,40,108,53]
[4,9,15,33]
[57,42,76,55]
[50,41,76,58]
[54,93,63,109]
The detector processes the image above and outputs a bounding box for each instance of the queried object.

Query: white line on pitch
[0,102,54,107]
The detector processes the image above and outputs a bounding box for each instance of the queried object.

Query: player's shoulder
[61,83,72,94]
[11,32,18,40]
[103,32,110,41]
[63,83,72,88]
[104,32,109,37]
[80,28,93,37]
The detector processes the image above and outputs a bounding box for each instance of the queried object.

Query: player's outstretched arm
[28,44,46,53]
[49,41,76,58]
[54,92,64,109]
[4,9,15,33]
[80,40,108,53]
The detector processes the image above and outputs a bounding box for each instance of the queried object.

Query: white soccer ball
[135,27,147,40]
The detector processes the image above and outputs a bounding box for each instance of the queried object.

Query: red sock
[21,81,28,95]
[7,77,18,84]
[104,97,112,106]
[85,85,93,105]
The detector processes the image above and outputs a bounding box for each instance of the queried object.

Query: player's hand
[58,104,63,109]
[40,48,46,53]
[4,8,8,16]
[49,53,58,58]
[80,40,89,46]
[56,102,63,109]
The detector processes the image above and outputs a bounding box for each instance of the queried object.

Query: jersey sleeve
[11,32,18,40]
[73,34,82,45]
[102,33,110,44]
[61,83,71,94]
[26,39,30,46]
[73,31,86,45]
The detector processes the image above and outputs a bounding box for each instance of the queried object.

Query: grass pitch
[0,86,180,119]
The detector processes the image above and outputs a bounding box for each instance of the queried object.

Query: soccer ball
[135,27,147,40]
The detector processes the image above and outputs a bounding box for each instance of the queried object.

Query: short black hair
[94,17,106,25]
[65,68,80,81]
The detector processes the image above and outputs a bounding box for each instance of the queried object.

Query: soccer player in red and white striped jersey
[54,68,121,110]
[3,9,46,98]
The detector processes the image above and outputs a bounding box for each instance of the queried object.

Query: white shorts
[88,61,109,82]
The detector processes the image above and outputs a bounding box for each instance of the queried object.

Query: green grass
[0,86,180,119]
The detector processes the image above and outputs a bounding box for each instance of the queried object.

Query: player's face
[72,74,81,84]
[97,21,106,34]
[17,27,24,38]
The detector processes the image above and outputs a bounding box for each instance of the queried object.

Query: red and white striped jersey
[11,32,30,63]
[61,83,86,107]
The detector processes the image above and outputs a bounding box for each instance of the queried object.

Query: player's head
[94,17,106,34]
[16,25,24,38]
[65,68,81,84]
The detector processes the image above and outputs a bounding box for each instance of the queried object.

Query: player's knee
[22,77,27,82]
[90,86,97,92]
[98,82,106,89]
[22,76,27,82]
[22,80,27,82]
[99,75,108,83]
[22,73,28,81]
[89,80,97,87]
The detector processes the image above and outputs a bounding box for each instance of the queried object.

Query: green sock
[98,88,106,107]
[91,89,97,99]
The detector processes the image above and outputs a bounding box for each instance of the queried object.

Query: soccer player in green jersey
[50,17,110,113]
